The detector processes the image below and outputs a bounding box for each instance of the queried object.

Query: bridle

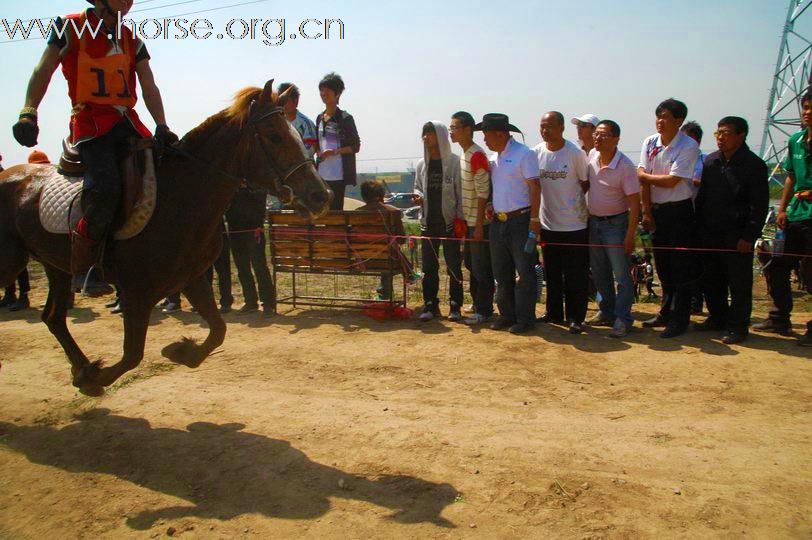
[168,100,314,205]
[246,102,314,204]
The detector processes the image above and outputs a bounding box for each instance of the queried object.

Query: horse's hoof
[73,360,103,388]
[78,385,105,397]
[161,338,203,368]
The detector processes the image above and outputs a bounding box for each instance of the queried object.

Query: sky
[0,0,804,172]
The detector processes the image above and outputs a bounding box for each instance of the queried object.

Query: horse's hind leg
[74,290,152,391]
[41,264,92,383]
[161,273,226,368]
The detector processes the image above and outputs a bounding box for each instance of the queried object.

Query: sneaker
[8,295,30,312]
[587,312,614,327]
[464,313,492,326]
[158,298,170,308]
[509,322,534,335]
[418,302,439,322]
[609,320,628,339]
[239,304,259,314]
[798,331,812,347]
[568,321,584,335]
[642,315,668,328]
[447,302,463,322]
[162,302,181,314]
[752,319,792,337]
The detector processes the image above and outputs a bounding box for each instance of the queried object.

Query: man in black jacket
[227,186,275,315]
[694,117,769,344]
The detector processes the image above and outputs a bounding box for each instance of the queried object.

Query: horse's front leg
[161,272,226,369]
[74,290,152,393]
[40,265,92,381]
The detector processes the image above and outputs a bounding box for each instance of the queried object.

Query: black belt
[590,211,628,221]
[495,207,531,222]
[651,199,692,211]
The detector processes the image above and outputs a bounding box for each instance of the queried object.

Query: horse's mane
[181,86,279,149]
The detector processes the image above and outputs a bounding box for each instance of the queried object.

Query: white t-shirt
[534,139,589,231]
[638,131,699,204]
[317,119,343,181]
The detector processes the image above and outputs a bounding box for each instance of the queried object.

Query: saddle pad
[38,150,157,240]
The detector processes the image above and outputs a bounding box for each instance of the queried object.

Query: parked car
[402,206,421,220]
[384,193,416,209]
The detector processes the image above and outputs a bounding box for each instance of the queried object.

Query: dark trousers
[651,199,696,328]
[701,235,754,333]
[230,228,274,308]
[327,181,346,211]
[4,268,30,297]
[77,121,139,240]
[489,214,537,325]
[464,225,494,316]
[540,228,589,323]
[206,234,233,308]
[421,225,464,308]
[765,219,812,329]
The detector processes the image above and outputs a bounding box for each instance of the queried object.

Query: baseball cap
[571,114,600,127]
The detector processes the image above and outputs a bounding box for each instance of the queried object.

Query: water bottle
[773,229,785,258]
[524,231,537,254]
[534,264,545,303]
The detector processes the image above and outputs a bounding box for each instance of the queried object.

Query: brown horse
[0,80,331,396]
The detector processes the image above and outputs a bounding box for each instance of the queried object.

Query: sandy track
[0,290,810,539]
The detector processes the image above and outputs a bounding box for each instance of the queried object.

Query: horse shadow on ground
[0,409,458,530]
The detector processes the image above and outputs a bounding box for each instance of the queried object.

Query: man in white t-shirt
[534,111,590,334]
[638,98,701,338]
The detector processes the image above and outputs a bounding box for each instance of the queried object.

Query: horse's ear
[278,84,293,104]
[260,79,274,104]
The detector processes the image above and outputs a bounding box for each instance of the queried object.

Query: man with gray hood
[413,122,464,321]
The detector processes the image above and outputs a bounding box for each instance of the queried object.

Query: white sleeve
[521,149,539,180]
[638,137,650,171]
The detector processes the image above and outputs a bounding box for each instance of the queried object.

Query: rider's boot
[71,218,114,298]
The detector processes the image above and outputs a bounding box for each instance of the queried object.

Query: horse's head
[233,80,332,219]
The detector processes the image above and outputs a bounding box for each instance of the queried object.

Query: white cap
[571,114,600,127]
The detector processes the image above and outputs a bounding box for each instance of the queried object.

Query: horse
[0,79,331,396]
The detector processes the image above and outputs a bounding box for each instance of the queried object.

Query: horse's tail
[0,167,32,288]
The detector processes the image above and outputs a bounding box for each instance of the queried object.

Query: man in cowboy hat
[12,0,178,296]
[477,113,541,334]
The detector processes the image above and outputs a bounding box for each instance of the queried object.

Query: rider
[12,0,178,295]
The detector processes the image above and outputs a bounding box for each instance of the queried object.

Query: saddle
[40,137,158,241]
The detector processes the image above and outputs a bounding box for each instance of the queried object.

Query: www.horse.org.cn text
[1,15,346,47]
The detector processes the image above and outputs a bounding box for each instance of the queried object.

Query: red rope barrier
[239,225,812,259]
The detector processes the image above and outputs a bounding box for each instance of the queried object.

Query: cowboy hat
[474,113,522,133]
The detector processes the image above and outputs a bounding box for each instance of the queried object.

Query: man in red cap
[12,0,177,295]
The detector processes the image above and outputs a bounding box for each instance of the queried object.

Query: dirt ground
[0,269,811,539]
